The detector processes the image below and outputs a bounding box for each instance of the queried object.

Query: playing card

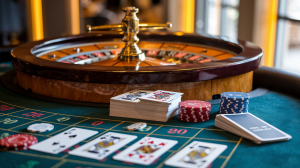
[111,90,153,102]
[217,113,292,142]
[29,127,98,154]
[69,132,137,160]
[165,141,227,168]
[113,137,177,165]
[139,90,183,103]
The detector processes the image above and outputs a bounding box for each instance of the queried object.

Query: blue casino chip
[221,92,251,100]
[219,92,251,114]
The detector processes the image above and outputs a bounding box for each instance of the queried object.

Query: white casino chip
[27,123,54,133]
[126,122,147,131]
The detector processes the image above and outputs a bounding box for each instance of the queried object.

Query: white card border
[164,141,227,168]
[69,132,137,160]
[113,137,178,165]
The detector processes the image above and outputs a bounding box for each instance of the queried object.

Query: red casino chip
[178,112,209,119]
[178,116,209,122]
[180,107,211,114]
[178,108,209,116]
[0,134,38,148]
[179,100,211,110]
[178,113,209,120]
[2,146,29,151]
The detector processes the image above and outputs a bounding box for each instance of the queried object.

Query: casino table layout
[0,62,299,168]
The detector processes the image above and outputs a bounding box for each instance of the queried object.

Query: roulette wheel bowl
[9,7,263,104]
[10,31,262,104]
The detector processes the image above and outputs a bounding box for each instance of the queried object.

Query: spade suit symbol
[69,135,77,139]
[52,142,59,145]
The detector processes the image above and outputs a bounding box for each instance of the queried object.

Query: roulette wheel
[10,7,262,105]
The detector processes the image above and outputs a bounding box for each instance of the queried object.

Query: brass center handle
[86,7,172,61]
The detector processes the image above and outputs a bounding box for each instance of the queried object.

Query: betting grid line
[220,137,243,168]
[3,150,134,168]
[0,100,224,131]
[145,125,163,137]
[0,127,51,137]
[84,121,125,143]
[110,129,148,135]
[156,128,204,168]
[193,137,239,143]
[7,113,58,130]
[48,118,90,136]
[3,109,28,115]
[4,114,43,121]
[51,160,66,168]
[8,120,37,130]
[218,155,228,159]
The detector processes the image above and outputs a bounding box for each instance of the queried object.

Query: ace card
[29,127,98,154]
[165,141,227,168]
[69,132,137,160]
[113,137,177,165]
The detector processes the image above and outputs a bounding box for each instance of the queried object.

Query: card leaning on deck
[215,113,292,144]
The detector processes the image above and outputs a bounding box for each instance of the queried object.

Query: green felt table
[0,62,299,168]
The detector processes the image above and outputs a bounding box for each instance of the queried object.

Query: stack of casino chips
[0,134,38,151]
[178,100,211,122]
[219,92,251,114]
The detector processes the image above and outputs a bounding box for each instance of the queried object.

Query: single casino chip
[179,108,211,115]
[27,123,54,133]
[180,107,211,112]
[126,122,147,131]
[179,107,210,116]
[177,110,210,116]
[179,116,209,122]
[179,110,209,116]
[0,134,38,148]
[178,114,209,120]
[221,92,251,100]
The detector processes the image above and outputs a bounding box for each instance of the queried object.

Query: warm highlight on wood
[17,71,253,103]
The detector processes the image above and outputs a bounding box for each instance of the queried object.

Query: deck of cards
[110,90,183,122]
[215,113,292,144]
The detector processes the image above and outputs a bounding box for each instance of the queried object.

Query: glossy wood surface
[17,71,253,103]
[12,32,262,84]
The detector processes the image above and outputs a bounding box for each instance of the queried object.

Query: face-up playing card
[139,90,183,103]
[69,132,137,160]
[113,137,177,165]
[111,90,153,102]
[165,141,227,168]
[29,127,98,154]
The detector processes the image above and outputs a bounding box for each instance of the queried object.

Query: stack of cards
[110,90,183,122]
[215,113,292,144]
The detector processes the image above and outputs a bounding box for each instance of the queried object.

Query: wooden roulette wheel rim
[11,32,263,103]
